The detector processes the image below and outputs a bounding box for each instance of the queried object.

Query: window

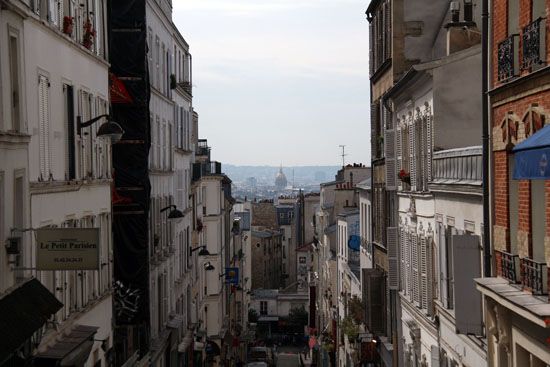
[530,180,546,262]
[38,74,51,180]
[9,32,21,132]
[368,0,391,75]
[155,37,160,89]
[14,172,25,279]
[260,301,268,315]
[509,156,519,253]
[507,0,519,35]
[64,85,76,180]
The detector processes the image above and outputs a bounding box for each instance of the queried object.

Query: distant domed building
[275,166,288,191]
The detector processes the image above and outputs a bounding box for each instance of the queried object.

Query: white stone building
[0,0,113,364]
[386,44,486,366]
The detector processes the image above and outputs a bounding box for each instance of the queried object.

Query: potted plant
[63,16,73,36]
[399,169,411,185]
[170,74,177,89]
[82,18,96,49]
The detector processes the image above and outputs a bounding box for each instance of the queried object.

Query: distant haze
[224,164,342,185]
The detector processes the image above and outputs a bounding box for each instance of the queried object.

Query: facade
[0,0,114,364]
[474,0,550,366]
[251,229,282,290]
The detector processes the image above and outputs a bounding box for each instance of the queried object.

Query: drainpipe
[482,0,491,278]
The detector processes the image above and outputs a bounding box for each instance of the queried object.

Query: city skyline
[173,0,371,166]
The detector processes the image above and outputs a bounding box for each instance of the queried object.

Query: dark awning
[0,278,63,364]
[513,124,550,179]
[34,324,98,366]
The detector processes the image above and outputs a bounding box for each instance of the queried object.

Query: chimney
[445,0,480,55]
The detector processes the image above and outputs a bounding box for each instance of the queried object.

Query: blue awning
[513,124,550,180]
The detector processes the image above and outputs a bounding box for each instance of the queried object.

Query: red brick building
[475,0,550,365]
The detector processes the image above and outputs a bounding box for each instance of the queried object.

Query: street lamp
[77,114,124,144]
[190,245,210,256]
[160,205,184,222]
[204,262,215,271]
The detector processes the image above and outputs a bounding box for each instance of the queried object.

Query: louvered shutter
[371,103,379,157]
[409,116,416,190]
[396,125,403,190]
[411,232,420,306]
[420,235,428,310]
[369,22,374,75]
[385,108,396,190]
[426,112,433,183]
[385,0,391,60]
[38,75,51,179]
[400,227,407,294]
[405,231,412,298]
[387,227,399,290]
[430,346,440,367]
[364,268,385,335]
[453,235,483,335]
[426,234,434,316]
[438,223,449,308]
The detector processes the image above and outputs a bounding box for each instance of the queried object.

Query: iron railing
[498,34,519,81]
[520,257,548,295]
[522,18,546,70]
[496,250,520,283]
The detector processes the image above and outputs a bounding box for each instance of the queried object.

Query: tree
[287,306,308,333]
[248,308,259,323]
[348,296,365,325]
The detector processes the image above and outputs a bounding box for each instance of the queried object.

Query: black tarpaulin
[0,278,63,364]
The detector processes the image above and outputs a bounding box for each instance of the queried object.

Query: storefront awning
[34,324,98,366]
[513,124,550,179]
[0,278,63,364]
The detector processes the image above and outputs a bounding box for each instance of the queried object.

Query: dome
[275,167,288,190]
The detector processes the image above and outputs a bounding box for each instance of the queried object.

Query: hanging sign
[36,228,100,270]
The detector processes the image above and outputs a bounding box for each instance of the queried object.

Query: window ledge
[0,131,31,144]
[29,178,111,194]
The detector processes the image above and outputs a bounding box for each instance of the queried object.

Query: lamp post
[77,114,124,144]
[190,245,210,256]
[204,262,215,271]
[160,205,184,222]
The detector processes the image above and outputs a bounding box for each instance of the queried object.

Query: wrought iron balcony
[498,34,519,82]
[496,250,520,283]
[520,257,548,295]
[522,18,546,70]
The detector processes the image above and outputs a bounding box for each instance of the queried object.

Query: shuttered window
[368,0,391,75]
[38,75,51,180]
[385,106,396,190]
[363,268,386,335]
[64,85,76,180]
[452,235,482,335]
[411,231,420,306]
[408,113,416,190]
[400,227,407,295]
[387,227,399,290]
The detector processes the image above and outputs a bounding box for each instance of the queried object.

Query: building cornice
[29,179,111,195]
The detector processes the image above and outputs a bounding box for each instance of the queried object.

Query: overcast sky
[173,0,370,166]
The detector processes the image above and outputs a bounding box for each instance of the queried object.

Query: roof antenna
[339,145,347,167]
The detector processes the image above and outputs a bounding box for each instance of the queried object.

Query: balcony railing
[520,257,548,295]
[522,18,546,70]
[498,34,519,82]
[496,250,520,283]
[192,161,222,181]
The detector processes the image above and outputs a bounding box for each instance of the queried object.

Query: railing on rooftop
[521,18,546,70]
[192,161,222,181]
[498,34,519,82]
[197,139,210,157]
[431,146,482,184]
[520,257,548,295]
[496,250,520,284]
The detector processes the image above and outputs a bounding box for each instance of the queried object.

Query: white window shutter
[38,75,48,179]
[430,346,440,367]
[400,227,406,294]
[411,232,420,306]
[409,116,416,190]
[387,227,399,289]
[426,112,433,183]
[385,129,396,190]
[426,234,435,316]
[452,234,483,335]
[438,223,449,308]
[405,231,412,298]
[420,235,428,310]
[396,125,403,189]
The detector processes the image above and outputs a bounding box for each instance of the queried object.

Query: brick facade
[491,0,550,300]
